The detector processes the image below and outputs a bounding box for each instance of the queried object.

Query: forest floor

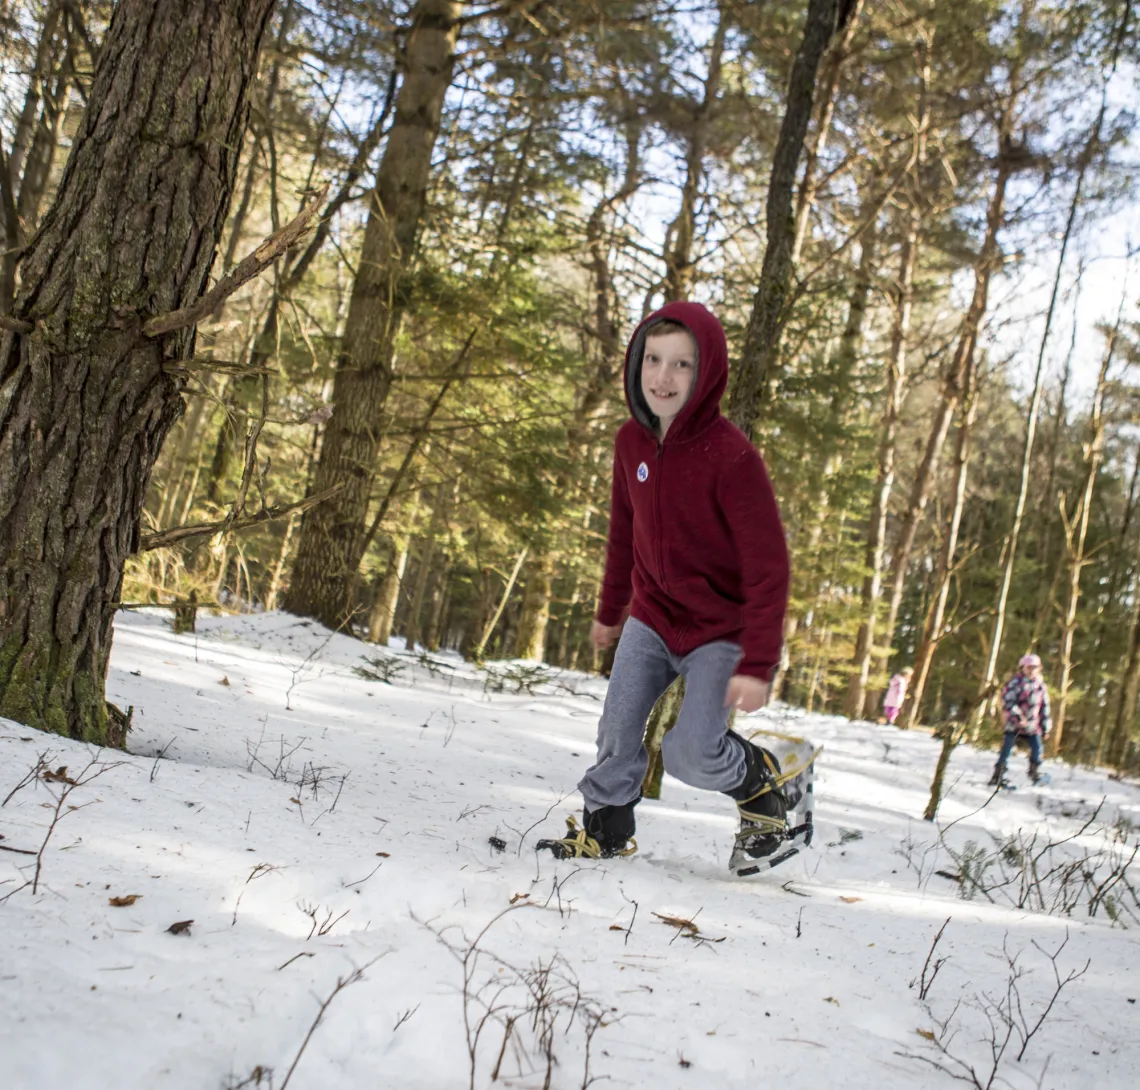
[3,610,1140,1090]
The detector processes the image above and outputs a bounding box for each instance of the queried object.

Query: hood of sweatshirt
[624,300,728,443]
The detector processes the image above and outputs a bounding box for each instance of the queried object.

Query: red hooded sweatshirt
[596,301,789,681]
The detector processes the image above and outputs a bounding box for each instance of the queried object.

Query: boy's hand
[591,620,622,650]
[725,675,770,713]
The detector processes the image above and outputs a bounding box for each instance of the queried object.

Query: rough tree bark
[286,0,461,627]
[790,0,864,263]
[0,0,276,743]
[727,0,856,440]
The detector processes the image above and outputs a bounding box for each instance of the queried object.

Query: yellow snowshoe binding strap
[536,815,637,860]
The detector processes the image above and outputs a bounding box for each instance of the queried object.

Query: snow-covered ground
[3,610,1140,1090]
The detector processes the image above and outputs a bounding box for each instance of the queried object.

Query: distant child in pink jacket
[883,668,912,725]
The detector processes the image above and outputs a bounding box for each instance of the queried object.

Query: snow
[2,609,1139,1090]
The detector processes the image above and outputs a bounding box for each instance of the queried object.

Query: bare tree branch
[141,182,329,338]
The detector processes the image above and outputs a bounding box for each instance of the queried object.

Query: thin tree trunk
[424,561,452,652]
[1108,585,1140,767]
[370,536,410,646]
[515,552,554,662]
[900,367,979,730]
[728,0,854,439]
[0,0,275,743]
[1,0,66,313]
[882,127,1015,663]
[662,6,726,303]
[286,0,462,626]
[473,547,528,661]
[969,134,1102,740]
[1050,310,1118,756]
[263,512,297,612]
[1091,445,1140,763]
[403,481,449,653]
[845,32,930,718]
[791,0,864,263]
[14,32,74,233]
[642,678,684,799]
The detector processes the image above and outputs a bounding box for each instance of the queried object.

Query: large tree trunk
[285,0,461,627]
[0,0,274,744]
[727,0,855,440]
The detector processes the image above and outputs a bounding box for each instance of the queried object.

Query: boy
[541,301,790,869]
[989,653,1050,786]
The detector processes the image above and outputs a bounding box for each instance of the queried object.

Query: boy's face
[641,329,697,433]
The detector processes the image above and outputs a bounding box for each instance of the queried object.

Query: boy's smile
[641,328,697,436]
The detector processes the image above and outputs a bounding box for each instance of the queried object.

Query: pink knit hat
[1019,653,1042,669]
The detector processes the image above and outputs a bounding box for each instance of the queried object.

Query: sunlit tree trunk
[882,121,1016,667]
[287,0,461,626]
[1050,316,1117,756]
[845,30,930,718]
[900,368,979,729]
[663,6,726,302]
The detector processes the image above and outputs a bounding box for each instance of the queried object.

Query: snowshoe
[727,728,820,878]
[536,801,638,860]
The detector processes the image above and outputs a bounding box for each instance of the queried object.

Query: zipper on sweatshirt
[654,441,666,588]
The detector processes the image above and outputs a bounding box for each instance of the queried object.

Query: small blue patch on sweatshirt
[637,462,649,482]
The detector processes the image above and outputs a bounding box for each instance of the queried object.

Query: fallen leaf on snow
[823,996,840,1006]
[166,920,193,935]
[219,676,230,686]
[376,851,390,857]
[43,766,77,785]
[108,895,141,907]
[839,896,863,903]
[510,893,529,904]
[609,924,625,931]
[916,1028,936,1041]
[652,912,699,936]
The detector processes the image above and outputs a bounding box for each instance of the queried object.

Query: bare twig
[138,482,343,551]
[2,751,51,806]
[911,917,951,1000]
[277,958,380,1090]
[142,184,329,338]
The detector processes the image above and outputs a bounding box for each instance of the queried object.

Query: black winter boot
[988,761,1006,788]
[537,799,638,860]
[1028,760,1041,785]
[725,732,787,862]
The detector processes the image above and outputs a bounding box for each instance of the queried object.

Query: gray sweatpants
[578,617,748,811]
